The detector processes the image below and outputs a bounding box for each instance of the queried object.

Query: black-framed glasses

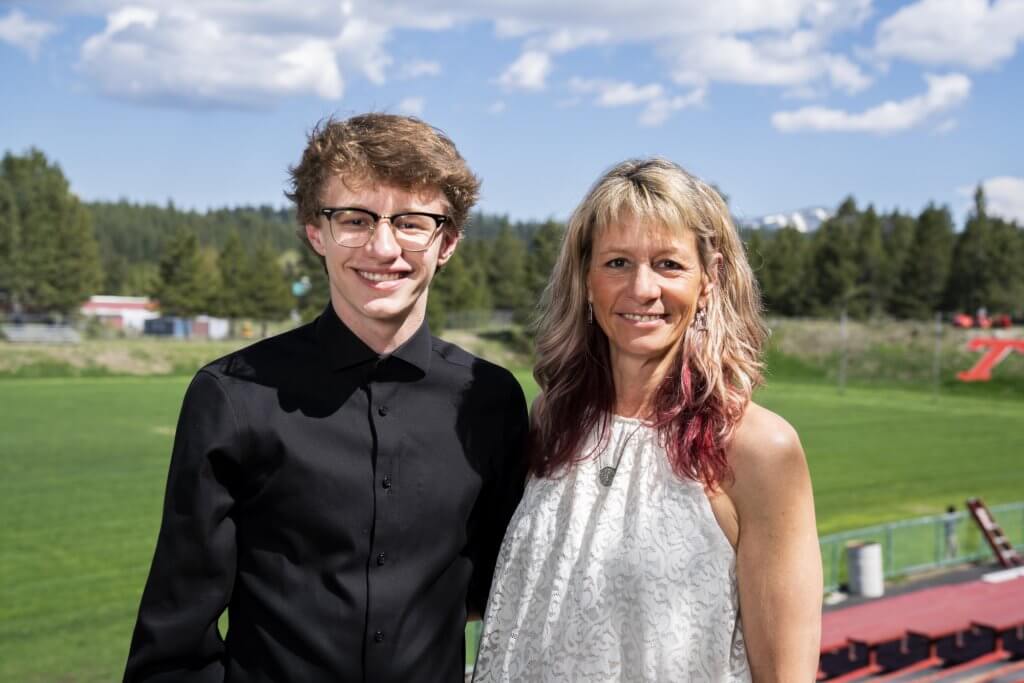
[318,207,450,252]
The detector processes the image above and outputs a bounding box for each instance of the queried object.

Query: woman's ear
[699,252,723,309]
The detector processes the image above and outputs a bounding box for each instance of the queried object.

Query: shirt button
[374,630,384,643]
[377,405,389,416]
[377,552,386,566]
[382,476,392,489]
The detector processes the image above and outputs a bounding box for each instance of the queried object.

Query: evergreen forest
[1,148,1022,333]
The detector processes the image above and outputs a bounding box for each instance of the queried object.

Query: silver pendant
[598,466,616,487]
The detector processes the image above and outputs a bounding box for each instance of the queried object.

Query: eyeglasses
[318,207,450,252]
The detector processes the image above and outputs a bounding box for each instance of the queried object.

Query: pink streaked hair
[529,158,767,489]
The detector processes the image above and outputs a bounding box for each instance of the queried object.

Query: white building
[80,295,160,332]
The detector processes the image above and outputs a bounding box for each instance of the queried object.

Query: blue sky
[1,0,1023,226]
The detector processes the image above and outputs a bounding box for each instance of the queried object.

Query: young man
[124,114,528,682]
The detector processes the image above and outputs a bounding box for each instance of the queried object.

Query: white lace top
[473,416,751,682]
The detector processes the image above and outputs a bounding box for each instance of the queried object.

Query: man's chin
[360,299,418,322]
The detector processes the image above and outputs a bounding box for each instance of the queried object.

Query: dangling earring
[587,302,593,324]
[692,308,707,331]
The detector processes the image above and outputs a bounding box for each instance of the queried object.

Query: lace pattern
[474,416,751,682]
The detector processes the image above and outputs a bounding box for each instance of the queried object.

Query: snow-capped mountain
[739,207,832,233]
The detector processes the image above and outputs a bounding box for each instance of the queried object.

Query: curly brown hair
[286,113,481,259]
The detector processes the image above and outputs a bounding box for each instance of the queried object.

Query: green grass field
[2,374,1022,682]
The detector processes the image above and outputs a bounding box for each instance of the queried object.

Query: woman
[474,158,821,682]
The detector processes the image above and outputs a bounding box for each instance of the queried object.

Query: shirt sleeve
[124,370,244,683]
[467,375,529,615]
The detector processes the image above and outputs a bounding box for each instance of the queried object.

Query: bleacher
[819,570,1024,682]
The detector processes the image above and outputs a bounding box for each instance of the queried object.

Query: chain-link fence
[820,501,1024,593]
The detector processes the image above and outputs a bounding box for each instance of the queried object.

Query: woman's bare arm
[723,403,822,682]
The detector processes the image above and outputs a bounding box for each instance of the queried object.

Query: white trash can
[846,541,884,598]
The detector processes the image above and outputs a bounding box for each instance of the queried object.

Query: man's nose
[365,218,402,258]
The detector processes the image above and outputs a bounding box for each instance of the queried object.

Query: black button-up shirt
[125,305,528,682]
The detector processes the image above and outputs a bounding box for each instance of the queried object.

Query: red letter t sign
[957,338,1024,382]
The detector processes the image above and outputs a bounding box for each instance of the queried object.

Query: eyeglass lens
[328,209,440,250]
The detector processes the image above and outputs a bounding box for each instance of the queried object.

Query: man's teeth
[622,313,664,322]
[360,271,403,282]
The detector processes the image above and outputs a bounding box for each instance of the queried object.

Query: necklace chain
[598,422,645,487]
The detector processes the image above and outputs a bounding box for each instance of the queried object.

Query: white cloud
[638,88,705,126]
[772,72,971,134]
[825,55,873,94]
[46,1,941,112]
[876,0,1024,69]
[78,6,346,106]
[397,96,425,115]
[335,16,391,85]
[497,50,551,91]
[570,77,663,107]
[668,31,872,94]
[0,9,58,58]
[933,118,957,135]
[399,59,441,79]
[569,77,703,126]
[960,177,1024,223]
[527,26,611,53]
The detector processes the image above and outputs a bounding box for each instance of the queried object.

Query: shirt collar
[315,303,432,374]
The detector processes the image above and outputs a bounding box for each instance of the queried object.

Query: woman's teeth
[621,313,663,322]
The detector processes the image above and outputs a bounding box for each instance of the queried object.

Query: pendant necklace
[598,422,645,487]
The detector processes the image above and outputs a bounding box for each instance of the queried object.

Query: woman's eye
[606,258,627,268]
[659,259,683,270]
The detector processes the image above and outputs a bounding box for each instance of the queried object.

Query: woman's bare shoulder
[726,401,808,498]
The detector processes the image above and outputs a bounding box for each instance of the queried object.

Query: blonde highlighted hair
[530,158,766,487]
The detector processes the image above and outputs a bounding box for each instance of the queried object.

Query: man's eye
[337,214,371,228]
[394,216,434,232]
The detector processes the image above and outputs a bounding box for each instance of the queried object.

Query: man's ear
[437,231,460,267]
[306,223,328,257]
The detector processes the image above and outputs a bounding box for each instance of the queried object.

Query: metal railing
[820,501,1024,593]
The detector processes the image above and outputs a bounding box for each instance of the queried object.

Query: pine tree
[854,206,886,318]
[123,263,160,297]
[0,176,20,309]
[50,198,104,313]
[524,220,564,319]
[986,218,1024,314]
[154,227,213,318]
[893,205,954,318]
[429,240,494,331]
[215,229,252,321]
[945,186,994,313]
[880,211,916,315]
[488,225,530,313]
[811,197,859,314]
[247,239,293,336]
[0,149,103,315]
[761,227,812,316]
